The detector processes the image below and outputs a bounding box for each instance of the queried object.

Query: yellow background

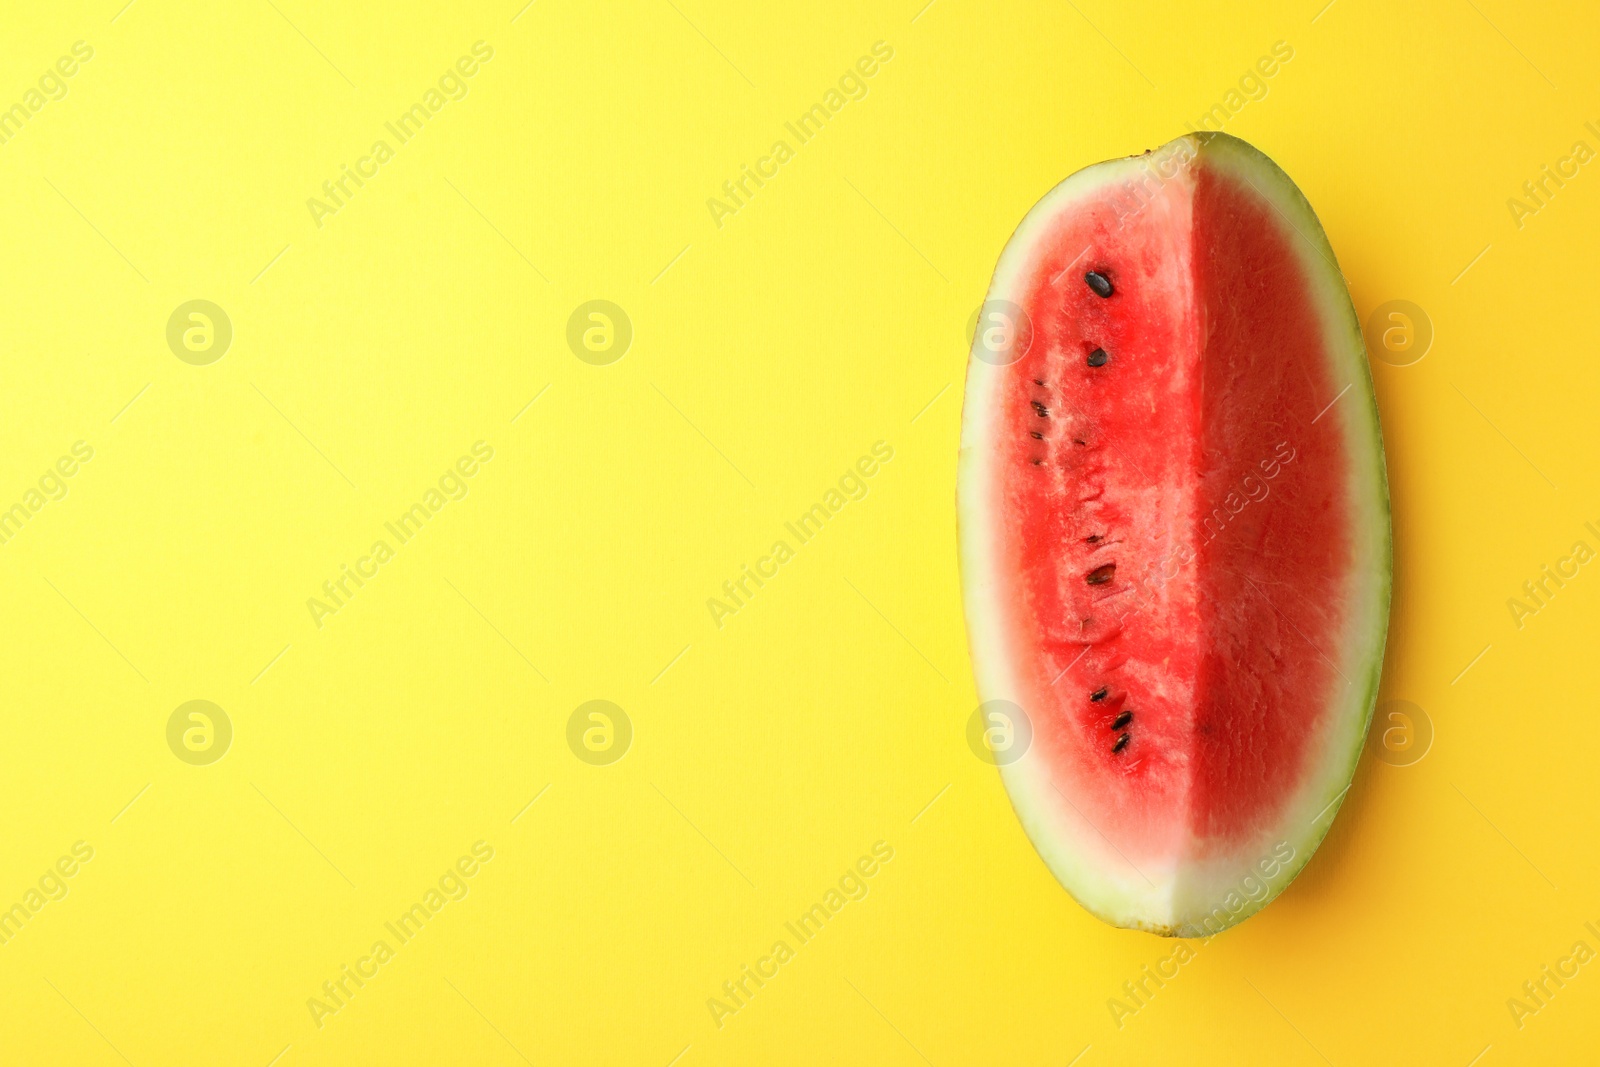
[0,0,1596,1063]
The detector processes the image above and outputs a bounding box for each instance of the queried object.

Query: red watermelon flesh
[958,133,1390,936]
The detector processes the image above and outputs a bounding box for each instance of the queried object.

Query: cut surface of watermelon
[958,132,1390,936]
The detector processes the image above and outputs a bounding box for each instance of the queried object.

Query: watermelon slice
[958,132,1390,937]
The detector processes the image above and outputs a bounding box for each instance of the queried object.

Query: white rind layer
[957,132,1392,937]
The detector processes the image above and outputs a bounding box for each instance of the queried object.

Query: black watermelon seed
[1112,732,1131,754]
[1032,378,1046,386]
[1111,711,1133,730]
[1087,348,1109,367]
[1085,534,1102,543]
[1030,431,1043,440]
[1086,563,1116,585]
[1085,271,1114,297]
[1031,400,1049,417]
[1090,686,1108,701]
